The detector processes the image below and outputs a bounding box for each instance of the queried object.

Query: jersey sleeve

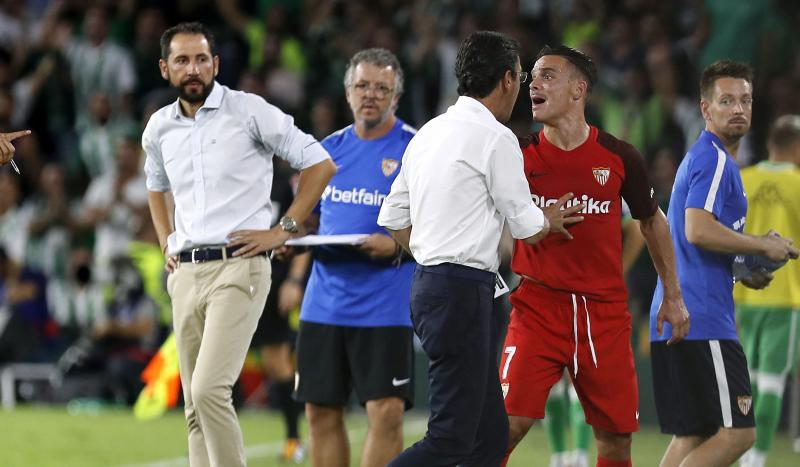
[618,141,658,219]
[685,144,730,218]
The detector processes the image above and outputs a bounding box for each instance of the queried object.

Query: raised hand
[0,130,31,165]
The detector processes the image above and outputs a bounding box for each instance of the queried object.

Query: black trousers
[389,263,508,467]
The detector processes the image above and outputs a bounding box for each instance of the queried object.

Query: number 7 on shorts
[502,346,517,379]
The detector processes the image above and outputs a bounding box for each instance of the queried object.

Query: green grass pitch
[1,406,797,466]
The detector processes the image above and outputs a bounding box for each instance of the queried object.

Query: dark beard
[179,79,214,103]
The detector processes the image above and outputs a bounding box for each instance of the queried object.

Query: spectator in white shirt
[378,31,581,466]
[142,22,335,467]
[76,137,148,284]
[61,5,137,123]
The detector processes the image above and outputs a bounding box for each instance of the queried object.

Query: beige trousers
[168,255,271,467]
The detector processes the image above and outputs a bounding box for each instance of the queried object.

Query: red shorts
[500,279,639,433]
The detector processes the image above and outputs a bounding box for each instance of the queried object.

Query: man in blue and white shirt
[143,22,335,467]
[649,60,798,467]
[295,48,416,467]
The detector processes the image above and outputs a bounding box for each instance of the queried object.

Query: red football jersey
[511,126,657,302]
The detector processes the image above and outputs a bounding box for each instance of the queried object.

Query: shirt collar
[171,81,224,119]
[701,130,739,163]
[701,130,725,151]
[453,95,496,122]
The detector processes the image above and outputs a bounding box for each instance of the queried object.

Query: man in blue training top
[294,48,416,467]
[649,60,799,467]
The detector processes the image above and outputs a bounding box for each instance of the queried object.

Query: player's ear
[700,99,710,121]
[574,79,587,101]
[503,69,514,92]
[159,59,169,81]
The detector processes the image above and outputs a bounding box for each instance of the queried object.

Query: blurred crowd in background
[1,0,799,406]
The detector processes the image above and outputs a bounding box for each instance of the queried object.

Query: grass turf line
[1,406,798,466]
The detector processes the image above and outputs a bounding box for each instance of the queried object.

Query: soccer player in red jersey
[500,45,690,467]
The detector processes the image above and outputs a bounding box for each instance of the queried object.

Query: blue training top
[650,130,748,341]
[300,120,416,327]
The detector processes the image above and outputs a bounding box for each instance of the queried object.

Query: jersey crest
[592,167,610,186]
[382,158,399,177]
[738,395,752,415]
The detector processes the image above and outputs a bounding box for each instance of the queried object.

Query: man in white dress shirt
[143,22,336,467]
[378,31,583,466]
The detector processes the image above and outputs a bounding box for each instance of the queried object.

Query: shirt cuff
[298,142,331,170]
[145,177,171,192]
[506,205,546,239]
[377,206,411,231]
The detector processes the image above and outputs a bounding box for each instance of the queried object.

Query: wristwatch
[279,216,299,233]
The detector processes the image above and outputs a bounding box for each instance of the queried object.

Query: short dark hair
[768,114,800,150]
[160,22,216,60]
[535,45,597,93]
[700,60,753,100]
[455,31,520,98]
[344,48,405,96]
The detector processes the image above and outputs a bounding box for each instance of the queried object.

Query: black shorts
[651,339,754,437]
[250,287,292,347]
[295,321,414,408]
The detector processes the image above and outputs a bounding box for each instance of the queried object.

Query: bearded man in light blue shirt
[143,22,335,467]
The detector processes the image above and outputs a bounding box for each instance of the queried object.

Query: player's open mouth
[531,95,546,105]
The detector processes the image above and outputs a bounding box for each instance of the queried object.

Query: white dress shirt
[143,82,330,254]
[378,96,545,272]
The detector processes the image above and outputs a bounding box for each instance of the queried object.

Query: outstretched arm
[685,208,798,261]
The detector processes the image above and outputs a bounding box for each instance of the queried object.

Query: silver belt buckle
[191,248,201,264]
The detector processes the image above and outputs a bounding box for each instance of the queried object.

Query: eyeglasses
[351,82,394,99]
[518,71,529,83]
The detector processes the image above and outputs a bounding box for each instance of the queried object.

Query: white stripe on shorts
[710,340,732,427]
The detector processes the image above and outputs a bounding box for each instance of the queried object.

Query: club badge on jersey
[382,158,399,177]
[592,167,610,186]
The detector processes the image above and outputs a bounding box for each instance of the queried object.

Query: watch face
[280,216,298,233]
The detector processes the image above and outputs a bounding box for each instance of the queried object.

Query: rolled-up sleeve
[142,118,170,192]
[378,160,412,230]
[487,133,545,239]
[248,95,330,170]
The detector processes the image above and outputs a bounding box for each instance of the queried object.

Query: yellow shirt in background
[734,161,800,308]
